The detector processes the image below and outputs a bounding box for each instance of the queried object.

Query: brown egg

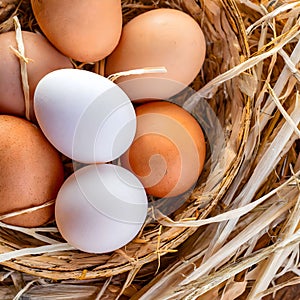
[105,8,206,101]
[31,0,122,62]
[121,101,206,198]
[0,115,64,227]
[0,31,73,120]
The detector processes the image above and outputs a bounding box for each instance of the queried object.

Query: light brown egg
[0,115,65,227]
[121,101,206,198]
[105,8,206,101]
[31,0,122,62]
[0,31,73,120]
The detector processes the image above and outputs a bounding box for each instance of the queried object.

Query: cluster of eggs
[0,1,207,253]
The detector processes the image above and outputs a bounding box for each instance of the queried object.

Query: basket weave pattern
[0,0,299,299]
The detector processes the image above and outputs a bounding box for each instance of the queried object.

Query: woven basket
[0,0,299,299]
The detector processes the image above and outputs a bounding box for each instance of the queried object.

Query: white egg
[34,69,136,163]
[55,164,148,253]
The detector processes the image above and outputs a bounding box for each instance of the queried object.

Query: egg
[0,31,73,120]
[31,0,122,62]
[34,69,136,163]
[55,164,148,253]
[0,115,64,227]
[121,101,206,198]
[105,8,206,101]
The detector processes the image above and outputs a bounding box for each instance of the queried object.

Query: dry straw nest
[0,0,300,299]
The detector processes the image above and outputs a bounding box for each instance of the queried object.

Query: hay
[10,15,30,121]
[0,0,299,299]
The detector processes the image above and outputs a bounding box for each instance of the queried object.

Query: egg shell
[31,0,122,62]
[105,8,206,101]
[0,115,64,227]
[0,31,73,120]
[34,69,136,163]
[121,101,206,198]
[55,164,148,254]
[117,78,188,103]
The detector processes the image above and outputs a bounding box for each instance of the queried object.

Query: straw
[0,0,299,299]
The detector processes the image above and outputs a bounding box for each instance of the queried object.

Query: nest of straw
[0,0,300,299]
